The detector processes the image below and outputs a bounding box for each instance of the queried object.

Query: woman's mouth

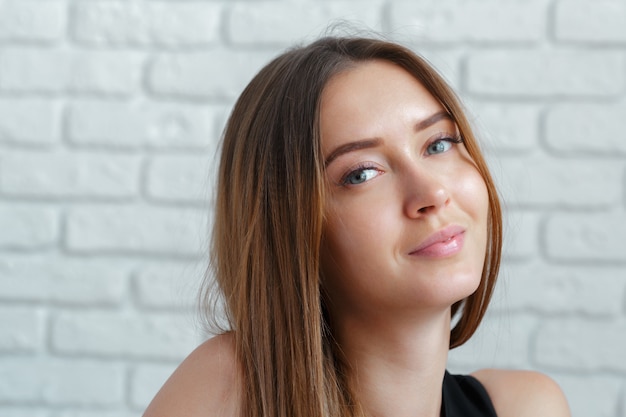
[409,225,466,258]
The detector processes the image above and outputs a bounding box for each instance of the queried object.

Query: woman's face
[319,60,489,320]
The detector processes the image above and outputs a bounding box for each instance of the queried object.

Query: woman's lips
[409,225,466,258]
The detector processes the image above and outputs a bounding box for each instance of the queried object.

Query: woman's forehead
[319,60,447,150]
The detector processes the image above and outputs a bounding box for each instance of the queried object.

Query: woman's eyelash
[336,135,463,186]
[340,163,380,186]
[425,134,463,154]
[432,134,463,144]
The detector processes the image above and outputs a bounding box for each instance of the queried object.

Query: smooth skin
[143,333,239,417]
[143,61,570,417]
[319,60,489,417]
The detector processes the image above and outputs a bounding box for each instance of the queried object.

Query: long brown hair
[204,36,502,417]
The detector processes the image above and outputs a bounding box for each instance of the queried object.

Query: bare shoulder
[471,368,570,417]
[143,333,239,417]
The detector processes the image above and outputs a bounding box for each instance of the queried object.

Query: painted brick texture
[0,1,624,416]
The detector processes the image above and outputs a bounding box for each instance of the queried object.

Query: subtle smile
[409,225,466,258]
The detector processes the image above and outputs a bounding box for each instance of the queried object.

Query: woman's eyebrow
[414,111,453,132]
[325,138,382,166]
[324,111,453,166]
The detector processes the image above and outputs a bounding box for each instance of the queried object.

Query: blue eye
[342,167,379,185]
[426,137,462,155]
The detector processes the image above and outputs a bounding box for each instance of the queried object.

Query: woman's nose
[403,169,450,218]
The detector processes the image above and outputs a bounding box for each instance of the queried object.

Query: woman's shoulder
[142,333,239,417]
[471,368,570,417]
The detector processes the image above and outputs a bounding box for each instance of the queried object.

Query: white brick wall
[389,0,548,43]
[0,1,624,416]
[0,1,66,43]
[0,48,143,95]
[71,2,222,47]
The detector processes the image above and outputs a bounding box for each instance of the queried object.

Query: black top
[441,371,498,417]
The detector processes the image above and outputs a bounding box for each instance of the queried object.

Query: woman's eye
[426,138,454,155]
[342,167,379,185]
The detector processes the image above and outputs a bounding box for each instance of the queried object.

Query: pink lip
[409,225,466,258]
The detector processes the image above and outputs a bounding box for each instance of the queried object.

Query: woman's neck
[333,308,452,417]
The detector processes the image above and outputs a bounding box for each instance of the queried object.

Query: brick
[130,363,178,410]
[555,0,626,44]
[0,255,127,305]
[390,0,547,43]
[467,102,540,153]
[416,48,463,90]
[52,311,197,360]
[146,154,212,203]
[500,263,625,315]
[448,312,535,369]
[0,151,140,199]
[0,307,43,353]
[0,408,47,417]
[227,2,382,45]
[497,156,622,208]
[148,50,275,99]
[0,98,60,146]
[67,100,221,149]
[133,262,200,309]
[546,103,626,155]
[552,374,621,417]
[534,318,626,371]
[0,48,141,95]
[72,1,221,47]
[56,411,135,417]
[0,0,65,43]
[0,358,124,405]
[467,50,625,97]
[66,206,207,256]
[501,210,539,260]
[0,205,57,249]
[545,213,626,262]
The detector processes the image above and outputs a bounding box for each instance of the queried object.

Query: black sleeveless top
[441,371,497,417]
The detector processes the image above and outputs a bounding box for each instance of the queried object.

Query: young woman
[144,36,570,417]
